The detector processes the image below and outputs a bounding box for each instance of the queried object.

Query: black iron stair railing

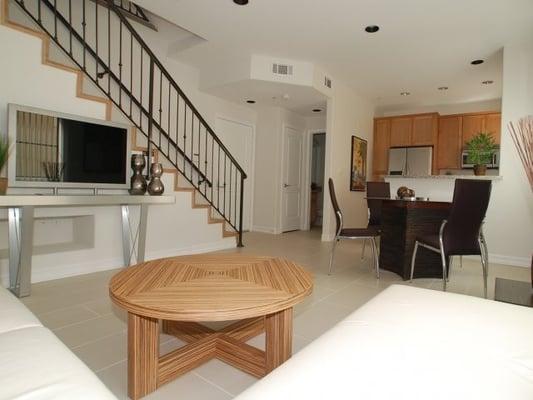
[11,0,247,246]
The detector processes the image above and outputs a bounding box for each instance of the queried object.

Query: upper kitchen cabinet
[462,112,501,146]
[437,115,462,169]
[390,117,412,147]
[484,113,502,145]
[412,113,439,146]
[372,118,391,177]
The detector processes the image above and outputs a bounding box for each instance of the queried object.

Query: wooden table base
[127,309,293,400]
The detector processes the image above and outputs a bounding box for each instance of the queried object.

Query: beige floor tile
[194,359,258,397]
[54,313,127,348]
[293,300,354,341]
[322,282,383,309]
[37,304,100,330]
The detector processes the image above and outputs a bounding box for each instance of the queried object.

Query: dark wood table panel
[379,200,452,280]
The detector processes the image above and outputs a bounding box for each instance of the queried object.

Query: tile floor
[21,230,530,399]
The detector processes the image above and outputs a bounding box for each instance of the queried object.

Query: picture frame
[350,135,367,191]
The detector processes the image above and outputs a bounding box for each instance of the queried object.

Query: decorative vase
[147,163,164,195]
[473,164,487,176]
[129,154,147,195]
[0,177,7,195]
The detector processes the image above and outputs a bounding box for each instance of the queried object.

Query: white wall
[487,39,533,266]
[0,9,257,285]
[322,81,375,241]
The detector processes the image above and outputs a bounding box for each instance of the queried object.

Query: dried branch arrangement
[509,116,533,191]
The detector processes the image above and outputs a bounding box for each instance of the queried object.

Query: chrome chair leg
[459,255,463,268]
[440,250,448,291]
[410,241,419,282]
[328,238,339,275]
[479,235,489,298]
[371,237,379,279]
[361,238,367,260]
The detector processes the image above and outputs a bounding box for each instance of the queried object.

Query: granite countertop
[384,175,503,180]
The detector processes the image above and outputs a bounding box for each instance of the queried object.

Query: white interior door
[215,117,253,231]
[281,126,303,232]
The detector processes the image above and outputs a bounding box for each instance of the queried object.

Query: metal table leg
[121,204,148,266]
[8,206,34,297]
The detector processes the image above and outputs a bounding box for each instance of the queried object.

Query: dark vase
[129,154,147,195]
[147,163,164,195]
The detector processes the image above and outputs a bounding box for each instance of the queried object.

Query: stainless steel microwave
[461,149,500,169]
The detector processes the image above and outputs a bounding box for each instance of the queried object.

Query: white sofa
[236,285,533,400]
[0,286,116,400]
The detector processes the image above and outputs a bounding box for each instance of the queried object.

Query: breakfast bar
[379,199,452,280]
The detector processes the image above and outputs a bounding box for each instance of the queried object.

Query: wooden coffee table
[109,254,313,399]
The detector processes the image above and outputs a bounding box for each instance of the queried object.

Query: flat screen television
[8,104,131,189]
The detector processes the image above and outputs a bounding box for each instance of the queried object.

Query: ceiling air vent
[272,63,293,76]
[324,76,332,89]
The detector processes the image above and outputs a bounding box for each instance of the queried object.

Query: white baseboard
[251,225,279,234]
[466,253,531,268]
[0,240,236,286]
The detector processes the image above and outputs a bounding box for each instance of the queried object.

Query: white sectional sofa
[236,285,533,400]
[0,286,116,400]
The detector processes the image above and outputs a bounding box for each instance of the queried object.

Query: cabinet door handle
[283,183,291,188]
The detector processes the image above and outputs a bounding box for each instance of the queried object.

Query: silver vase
[129,154,147,195]
[147,163,164,195]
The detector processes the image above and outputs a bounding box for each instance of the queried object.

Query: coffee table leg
[128,313,159,400]
[265,308,293,373]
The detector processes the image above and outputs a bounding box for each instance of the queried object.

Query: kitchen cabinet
[412,114,438,146]
[462,112,501,145]
[484,113,502,145]
[390,117,412,147]
[437,116,462,169]
[372,118,391,178]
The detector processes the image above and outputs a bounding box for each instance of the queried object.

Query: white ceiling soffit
[135,0,533,107]
[206,79,328,117]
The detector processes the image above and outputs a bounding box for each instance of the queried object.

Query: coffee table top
[109,254,313,321]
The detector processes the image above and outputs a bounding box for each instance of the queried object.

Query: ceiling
[135,0,533,111]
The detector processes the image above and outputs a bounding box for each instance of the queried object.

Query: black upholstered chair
[410,179,492,297]
[328,178,380,277]
[361,182,390,259]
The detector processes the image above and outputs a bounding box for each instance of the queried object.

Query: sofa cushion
[235,285,533,400]
[0,286,42,334]
[0,326,116,400]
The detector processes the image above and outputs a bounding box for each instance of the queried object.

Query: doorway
[281,125,303,232]
[309,133,326,230]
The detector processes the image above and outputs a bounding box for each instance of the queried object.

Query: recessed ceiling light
[438,86,449,91]
[471,59,484,65]
[365,25,380,33]
[400,92,410,96]
[246,100,256,104]
[233,0,249,5]
[482,80,494,85]
[312,109,322,113]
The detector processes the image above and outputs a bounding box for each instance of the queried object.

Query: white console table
[0,195,175,297]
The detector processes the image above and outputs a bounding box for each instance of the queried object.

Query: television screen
[61,119,127,184]
[13,108,128,186]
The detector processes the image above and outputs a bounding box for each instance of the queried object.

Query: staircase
[5,0,247,246]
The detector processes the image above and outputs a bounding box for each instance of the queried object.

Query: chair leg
[480,239,489,299]
[371,237,379,279]
[459,255,463,269]
[410,242,419,282]
[440,250,448,292]
[328,238,339,275]
[361,239,366,260]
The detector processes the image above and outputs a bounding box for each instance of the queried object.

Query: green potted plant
[464,132,497,176]
[0,137,8,195]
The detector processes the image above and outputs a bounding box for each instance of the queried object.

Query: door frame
[278,123,305,233]
[302,129,326,231]
[214,114,256,232]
